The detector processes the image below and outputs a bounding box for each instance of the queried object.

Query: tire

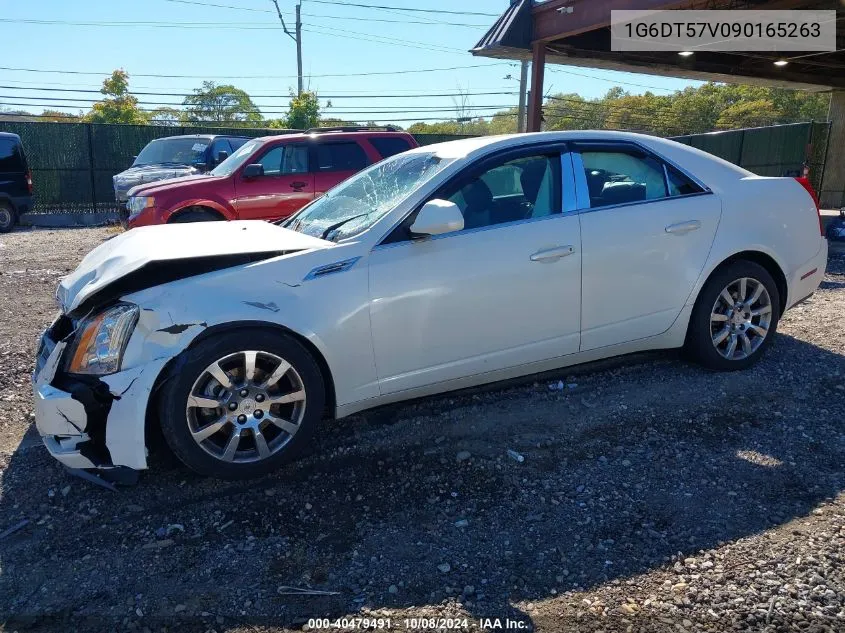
[0,202,16,233]
[685,260,780,371]
[169,208,221,224]
[157,329,325,479]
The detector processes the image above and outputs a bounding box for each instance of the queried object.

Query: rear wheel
[686,260,780,371]
[0,202,16,233]
[169,208,221,224]
[157,329,325,479]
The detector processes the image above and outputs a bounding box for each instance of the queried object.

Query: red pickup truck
[125,128,419,228]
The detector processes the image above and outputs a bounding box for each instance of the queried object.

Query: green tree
[85,70,148,124]
[285,91,321,130]
[148,107,182,127]
[40,109,82,123]
[182,81,262,126]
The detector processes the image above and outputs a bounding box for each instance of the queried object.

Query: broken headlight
[66,303,139,375]
[127,196,154,216]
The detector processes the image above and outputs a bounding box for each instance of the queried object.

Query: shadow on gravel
[1,333,844,632]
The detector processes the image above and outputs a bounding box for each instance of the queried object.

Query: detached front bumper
[32,315,170,472]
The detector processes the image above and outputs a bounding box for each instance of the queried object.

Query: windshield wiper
[320,213,368,240]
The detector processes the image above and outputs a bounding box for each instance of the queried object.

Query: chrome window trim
[573,190,714,216]
[571,139,712,214]
[371,211,574,253]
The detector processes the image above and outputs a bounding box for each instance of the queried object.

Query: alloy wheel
[0,207,12,229]
[185,350,307,463]
[710,277,772,361]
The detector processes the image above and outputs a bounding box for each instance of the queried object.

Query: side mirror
[242,163,264,179]
[193,162,207,171]
[410,199,464,238]
[216,150,229,163]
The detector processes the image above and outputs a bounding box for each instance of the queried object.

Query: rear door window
[666,165,704,196]
[580,150,667,208]
[369,137,412,159]
[316,142,369,172]
[0,138,23,172]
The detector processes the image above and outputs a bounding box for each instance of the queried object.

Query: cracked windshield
[285,152,453,241]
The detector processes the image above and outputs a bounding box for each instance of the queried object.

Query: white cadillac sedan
[33,131,827,479]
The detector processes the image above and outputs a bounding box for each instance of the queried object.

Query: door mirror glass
[410,199,464,238]
[242,163,264,179]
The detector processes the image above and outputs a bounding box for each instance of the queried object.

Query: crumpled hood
[58,221,330,314]
[113,164,202,196]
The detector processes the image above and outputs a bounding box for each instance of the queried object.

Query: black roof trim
[471,0,532,54]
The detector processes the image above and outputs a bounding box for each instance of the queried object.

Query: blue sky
[0,0,700,124]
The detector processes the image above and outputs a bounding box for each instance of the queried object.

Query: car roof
[405,130,752,180]
[0,132,21,141]
[148,134,250,141]
[253,130,413,143]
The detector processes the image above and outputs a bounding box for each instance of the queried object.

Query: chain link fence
[0,120,831,214]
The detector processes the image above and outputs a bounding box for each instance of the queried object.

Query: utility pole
[517,60,529,133]
[295,2,303,96]
[270,0,303,96]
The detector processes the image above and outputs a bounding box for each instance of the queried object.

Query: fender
[166,197,233,221]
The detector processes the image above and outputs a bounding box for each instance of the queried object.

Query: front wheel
[157,329,325,479]
[0,202,16,233]
[686,261,780,371]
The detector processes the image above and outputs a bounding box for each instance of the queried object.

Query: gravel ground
[0,227,843,633]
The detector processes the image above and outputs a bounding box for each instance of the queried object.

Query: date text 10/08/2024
[307,618,529,629]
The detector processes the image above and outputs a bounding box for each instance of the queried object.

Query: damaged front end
[32,221,334,479]
[32,309,173,475]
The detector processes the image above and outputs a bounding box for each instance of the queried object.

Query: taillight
[795,177,822,236]
[25,170,33,195]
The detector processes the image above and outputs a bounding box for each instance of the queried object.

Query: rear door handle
[290,181,308,189]
[665,220,701,235]
[530,245,575,262]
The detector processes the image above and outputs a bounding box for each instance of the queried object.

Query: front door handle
[665,220,701,235]
[290,181,308,189]
[529,245,575,262]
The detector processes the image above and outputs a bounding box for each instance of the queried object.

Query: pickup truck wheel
[0,202,16,233]
[686,260,780,371]
[169,208,221,223]
[158,329,325,479]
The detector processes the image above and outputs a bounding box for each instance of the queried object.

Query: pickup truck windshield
[285,152,452,241]
[211,139,261,177]
[134,138,210,167]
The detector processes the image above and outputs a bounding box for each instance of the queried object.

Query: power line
[0,97,517,115]
[0,85,519,99]
[547,67,686,93]
[0,62,511,80]
[159,0,487,26]
[0,110,518,124]
[300,25,467,54]
[162,0,273,12]
[0,15,487,30]
[303,0,499,17]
